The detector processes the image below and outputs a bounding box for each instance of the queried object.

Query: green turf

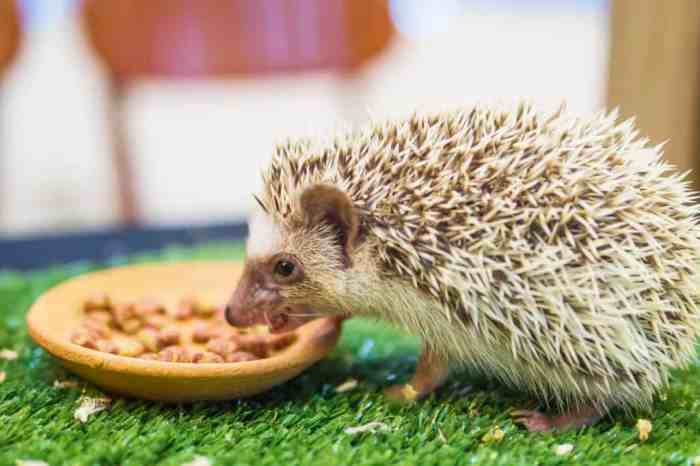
[1,242,700,466]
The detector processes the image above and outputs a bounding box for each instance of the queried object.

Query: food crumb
[15,460,49,466]
[401,384,418,401]
[53,379,79,389]
[554,443,574,456]
[335,378,358,393]
[481,426,505,443]
[181,455,212,466]
[0,349,18,360]
[636,419,652,442]
[74,396,111,423]
[344,422,391,435]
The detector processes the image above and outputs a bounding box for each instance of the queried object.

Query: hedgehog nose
[225,302,250,327]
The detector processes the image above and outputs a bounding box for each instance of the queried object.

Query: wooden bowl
[26,261,342,402]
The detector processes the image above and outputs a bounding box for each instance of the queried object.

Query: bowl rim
[26,260,337,379]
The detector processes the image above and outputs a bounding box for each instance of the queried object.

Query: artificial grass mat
[1,242,700,466]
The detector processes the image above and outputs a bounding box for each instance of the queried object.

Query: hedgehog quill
[225,102,700,432]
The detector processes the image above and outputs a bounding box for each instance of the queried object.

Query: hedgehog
[224,102,700,432]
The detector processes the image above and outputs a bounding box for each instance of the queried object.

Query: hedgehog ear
[299,184,359,261]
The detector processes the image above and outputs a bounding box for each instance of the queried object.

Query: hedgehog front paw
[511,410,554,432]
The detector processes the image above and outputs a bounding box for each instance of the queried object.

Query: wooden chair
[0,0,19,75]
[0,0,21,227]
[80,0,395,225]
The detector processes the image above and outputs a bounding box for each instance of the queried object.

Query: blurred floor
[0,0,608,236]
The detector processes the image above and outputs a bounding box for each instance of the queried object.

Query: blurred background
[1,0,698,268]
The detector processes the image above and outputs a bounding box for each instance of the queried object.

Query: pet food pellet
[231,334,268,358]
[81,320,112,339]
[192,323,223,343]
[84,293,111,311]
[224,351,258,363]
[192,323,210,343]
[206,338,239,357]
[120,318,142,334]
[144,314,169,330]
[157,326,180,347]
[112,304,138,332]
[193,302,217,318]
[85,310,113,326]
[174,303,193,320]
[95,339,119,354]
[192,351,224,363]
[157,346,189,363]
[70,330,97,349]
[116,339,145,357]
[111,303,136,322]
[136,328,161,353]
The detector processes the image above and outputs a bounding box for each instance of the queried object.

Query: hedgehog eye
[274,260,295,278]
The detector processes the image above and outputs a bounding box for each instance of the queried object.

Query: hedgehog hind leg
[511,406,602,433]
[384,347,449,402]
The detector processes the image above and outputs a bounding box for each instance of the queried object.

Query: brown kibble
[156,348,177,362]
[112,303,139,332]
[206,338,239,356]
[144,314,169,330]
[136,328,161,352]
[232,334,268,358]
[95,339,119,354]
[193,303,217,318]
[70,330,97,349]
[81,319,112,339]
[86,310,113,326]
[133,298,166,316]
[192,351,224,363]
[75,293,280,364]
[178,350,194,363]
[192,323,224,343]
[84,293,111,311]
[111,303,136,323]
[157,326,180,347]
[120,318,143,334]
[181,296,217,318]
[224,351,258,363]
[192,323,211,343]
[157,346,190,362]
[174,302,193,320]
[116,339,145,357]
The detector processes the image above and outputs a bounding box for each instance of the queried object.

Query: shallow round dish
[26,261,342,402]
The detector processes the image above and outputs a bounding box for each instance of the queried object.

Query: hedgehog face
[226,184,359,333]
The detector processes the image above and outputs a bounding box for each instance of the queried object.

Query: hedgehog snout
[225,283,282,327]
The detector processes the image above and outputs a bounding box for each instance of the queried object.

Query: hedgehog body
[252,102,700,414]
